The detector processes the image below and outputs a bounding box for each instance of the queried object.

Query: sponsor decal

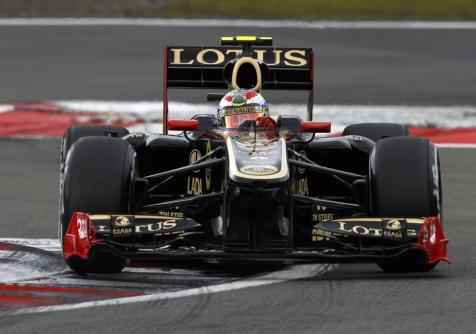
[291,150,309,196]
[205,141,212,192]
[188,149,203,196]
[111,216,134,236]
[312,205,333,222]
[77,217,88,239]
[157,211,184,218]
[112,227,134,236]
[297,150,307,174]
[312,228,332,242]
[169,48,309,67]
[291,177,309,196]
[189,149,202,173]
[336,220,417,238]
[386,219,401,231]
[135,220,178,234]
[187,177,203,195]
[114,216,130,227]
[224,106,260,116]
[239,165,278,175]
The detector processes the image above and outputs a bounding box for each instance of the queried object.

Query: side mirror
[168,119,199,131]
[277,115,302,133]
[300,121,331,133]
[278,116,332,134]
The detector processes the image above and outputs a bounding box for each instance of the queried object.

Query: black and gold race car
[59,36,448,273]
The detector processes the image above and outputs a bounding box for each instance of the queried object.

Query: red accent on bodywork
[63,212,103,260]
[168,119,199,131]
[163,47,169,135]
[413,216,450,264]
[301,121,331,133]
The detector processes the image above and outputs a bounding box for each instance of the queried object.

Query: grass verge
[2,0,476,20]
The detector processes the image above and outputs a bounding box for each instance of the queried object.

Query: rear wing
[163,40,314,133]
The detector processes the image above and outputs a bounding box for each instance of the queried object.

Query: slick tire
[59,125,129,238]
[343,123,408,142]
[60,136,135,273]
[61,125,129,165]
[369,136,442,272]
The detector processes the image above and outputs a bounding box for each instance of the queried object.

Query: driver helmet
[217,89,269,128]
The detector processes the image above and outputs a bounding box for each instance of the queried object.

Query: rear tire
[369,137,442,272]
[343,123,408,142]
[60,136,135,273]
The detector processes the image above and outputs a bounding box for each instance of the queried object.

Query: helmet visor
[220,105,268,129]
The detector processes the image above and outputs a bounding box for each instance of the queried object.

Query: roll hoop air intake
[222,36,273,92]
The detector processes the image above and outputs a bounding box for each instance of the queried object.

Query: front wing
[63,212,449,265]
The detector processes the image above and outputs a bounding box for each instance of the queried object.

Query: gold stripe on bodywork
[89,214,182,220]
[335,218,425,224]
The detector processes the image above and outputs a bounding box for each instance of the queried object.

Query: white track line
[1,18,476,30]
[1,238,335,314]
[15,263,334,314]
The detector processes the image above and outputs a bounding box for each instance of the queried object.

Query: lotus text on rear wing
[169,48,309,67]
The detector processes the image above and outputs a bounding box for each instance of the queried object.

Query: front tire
[343,123,408,142]
[60,136,135,273]
[61,125,129,164]
[369,136,442,272]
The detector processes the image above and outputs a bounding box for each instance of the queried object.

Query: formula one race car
[59,36,448,273]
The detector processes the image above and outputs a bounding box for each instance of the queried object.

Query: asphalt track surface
[0,138,474,333]
[0,24,476,105]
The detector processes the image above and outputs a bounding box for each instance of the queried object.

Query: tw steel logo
[169,48,309,67]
